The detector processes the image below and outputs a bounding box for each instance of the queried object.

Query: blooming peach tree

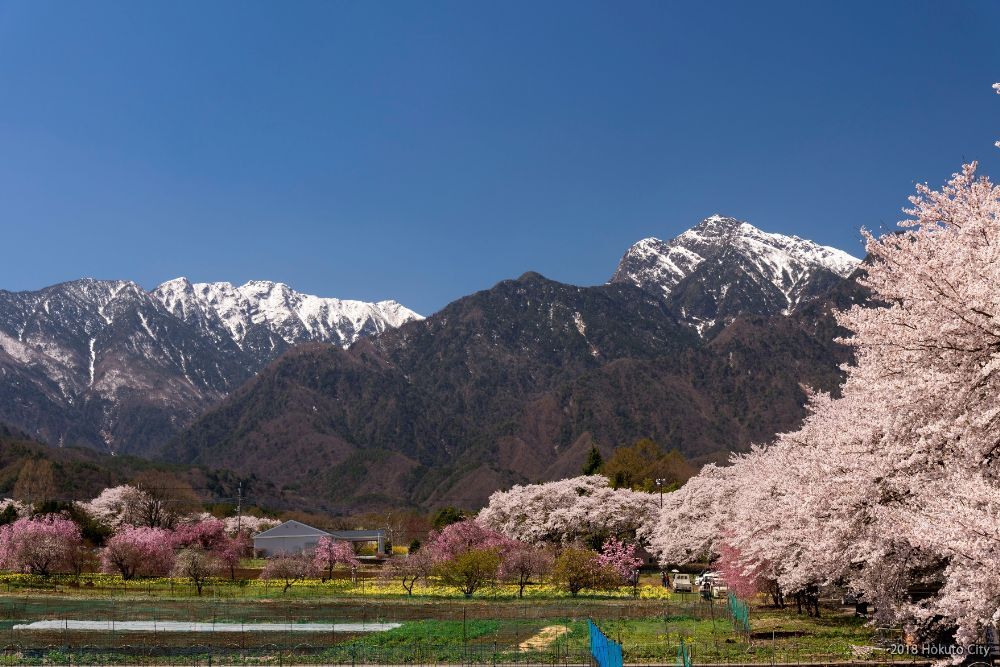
[100,526,175,580]
[173,517,227,551]
[312,537,360,581]
[380,548,435,596]
[597,538,643,582]
[0,515,82,576]
[173,548,222,595]
[218,532,251,580]
[424,519,509,561]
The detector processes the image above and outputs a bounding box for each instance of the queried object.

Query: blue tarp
[588,619,624,667]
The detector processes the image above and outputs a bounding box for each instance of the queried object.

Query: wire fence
[0,641,937,666]
[1,642,595,666]
[0,597,712,627]
[0,595,938,666]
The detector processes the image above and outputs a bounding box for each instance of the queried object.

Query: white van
[672,573,693,592]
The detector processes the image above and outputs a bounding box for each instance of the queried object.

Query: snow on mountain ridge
[152,277,422,350]
[612,215,860,308]
[0,276,423,453]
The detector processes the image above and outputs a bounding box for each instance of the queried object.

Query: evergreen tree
[431,506,466,530]
[582,446,603,475]
[0,504,17,527]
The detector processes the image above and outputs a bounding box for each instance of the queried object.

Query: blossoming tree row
[0,482,283,592]
[652,161,1000,648]
[381,517,644,598]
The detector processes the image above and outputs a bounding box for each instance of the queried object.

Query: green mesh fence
[727,593,751,635]
[676,638,692,667]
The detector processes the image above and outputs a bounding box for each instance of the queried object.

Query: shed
[252,520,330,557]
[329,530,387,555]
[252,520,387,557]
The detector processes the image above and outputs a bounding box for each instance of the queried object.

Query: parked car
[695,570,721,586]
[710,581,729,598]
[672,573,693,592]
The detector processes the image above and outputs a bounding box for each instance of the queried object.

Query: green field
[0,576,917,665]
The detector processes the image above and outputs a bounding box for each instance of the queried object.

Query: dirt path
[519,624,570,650]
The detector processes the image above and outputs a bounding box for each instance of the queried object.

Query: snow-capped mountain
[611,215,860,331]
[0,278,421,453]
[153,278,420,365]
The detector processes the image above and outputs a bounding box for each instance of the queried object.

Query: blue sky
[0,1,997,314]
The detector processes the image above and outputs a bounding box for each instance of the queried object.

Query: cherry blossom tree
[0,515,82,576]
[645,462,741,565]
[0,499,27,526]
[77,486,144,530]
[100,526,175,580]
[652,159,1000,647]
[312,537,360,581]
[478,476,658,547]
[223,515,280,535]
[994,82,999,148]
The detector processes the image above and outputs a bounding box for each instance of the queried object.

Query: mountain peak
[611,216,860,326]
[158,276,194,292]
[692,213,743,232]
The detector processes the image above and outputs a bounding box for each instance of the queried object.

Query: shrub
[551,546,619,597]
[433,548,501,598]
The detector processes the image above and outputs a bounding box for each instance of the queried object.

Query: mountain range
[0,279,420,453]
[0,216,862,511]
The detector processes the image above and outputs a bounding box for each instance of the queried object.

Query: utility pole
[655,478,665,508]
[236,482,243,533]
